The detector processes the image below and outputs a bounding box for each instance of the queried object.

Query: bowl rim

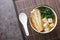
[29,5,57,34]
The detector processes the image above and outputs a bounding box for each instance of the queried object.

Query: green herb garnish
[38,7,55,19]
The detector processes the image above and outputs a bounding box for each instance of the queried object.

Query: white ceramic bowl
[29,6,57,34]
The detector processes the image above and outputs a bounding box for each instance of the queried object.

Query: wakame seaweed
[38,7,55,19]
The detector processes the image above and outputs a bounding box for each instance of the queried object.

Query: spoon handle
[23,24,29,36]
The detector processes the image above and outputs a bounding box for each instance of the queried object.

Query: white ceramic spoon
[19,13,29,36]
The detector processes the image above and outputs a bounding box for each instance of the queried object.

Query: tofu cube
[48,18,53,23]
[42,18,47,23]
[49,23,54,27]
[44,28,50,32]
[43,22,49,28]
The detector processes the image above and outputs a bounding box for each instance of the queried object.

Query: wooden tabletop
[14,0,60,40]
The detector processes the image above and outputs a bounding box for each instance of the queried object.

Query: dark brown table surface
[14,0,60,40]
